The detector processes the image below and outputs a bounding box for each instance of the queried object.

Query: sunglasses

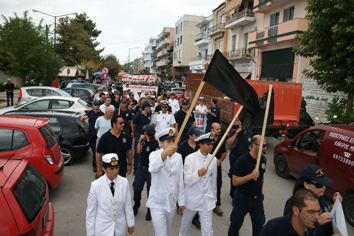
[182,103,189,105]
[309,182,324,188]
[94,104,100,106]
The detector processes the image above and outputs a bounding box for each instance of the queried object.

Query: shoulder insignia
[184,165,190,173]
[169,112,173,115]
[155,112,159,115]
[122,131,126,135]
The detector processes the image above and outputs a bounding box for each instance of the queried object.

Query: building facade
[143,37,159,74]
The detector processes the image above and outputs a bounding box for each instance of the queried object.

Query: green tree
[295,0,354,112]
[0,49,15,71]
[0,11,63,86]
[101,54,123,79]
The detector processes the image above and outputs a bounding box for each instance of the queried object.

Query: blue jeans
[7,92,13,107]
[133,132,141,170]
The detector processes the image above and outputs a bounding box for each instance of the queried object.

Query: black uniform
[85,110,104,170]
[212,137,226,207]
[206,104,220,132]
[175,110,195,142]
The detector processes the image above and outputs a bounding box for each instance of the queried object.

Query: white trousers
[179,204,213,236]
[150,208,175,236]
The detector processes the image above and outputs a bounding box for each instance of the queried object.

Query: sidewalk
[0,90,19,109]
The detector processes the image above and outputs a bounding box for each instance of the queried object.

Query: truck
[187,73,314,138]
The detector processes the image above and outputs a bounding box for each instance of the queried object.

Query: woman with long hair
[132,125,159,221]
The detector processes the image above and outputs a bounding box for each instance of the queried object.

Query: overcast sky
[0,0,218,64]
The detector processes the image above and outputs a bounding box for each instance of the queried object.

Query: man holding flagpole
[228,134,267,236]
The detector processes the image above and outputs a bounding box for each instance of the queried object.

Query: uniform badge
[126,113,129,117]
[209,133,215,140]
[184,165,190,172]
[123,138,127,143]
[261,163,266,170]
[146,146,150,152]
[168,129,174,137]
[111,157,118,166]
[248,137,251,142]
[88,192,92,200]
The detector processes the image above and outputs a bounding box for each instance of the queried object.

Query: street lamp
[32,9,77,50]
[127,47,140,74]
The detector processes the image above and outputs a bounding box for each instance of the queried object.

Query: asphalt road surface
[50,137,354,235]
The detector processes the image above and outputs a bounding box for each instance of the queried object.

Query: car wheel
[275,155,290,178]
[343,193,354,227]
[61,146,75,166]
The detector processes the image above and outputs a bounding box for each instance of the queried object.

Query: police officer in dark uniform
[96,115,133,178]
[206,98,220,133]
[132,124,159,221]
[114,99,133,137]
[80,100,104,172]
[228,135,267,236]
[175,99,196,142]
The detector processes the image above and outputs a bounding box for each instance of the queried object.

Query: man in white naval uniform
[146,128,185,236]
[86,153,134,236]
[151,100,176,133]
[179,132,217,236]
[168,92,180,115]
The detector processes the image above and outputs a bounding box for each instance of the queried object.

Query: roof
[0,115,49,128]
[58,66,78,78]
[4,110,81,118]
[0,159,24,187]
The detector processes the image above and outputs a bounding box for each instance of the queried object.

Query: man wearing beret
[86,153,134,236]
[146,128,185,235]
[179,132,217,236]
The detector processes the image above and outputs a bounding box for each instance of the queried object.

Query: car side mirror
[290,139,296,147]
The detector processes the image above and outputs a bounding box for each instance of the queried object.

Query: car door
[0,128,31,159]
[21,99,50,110]
[289,129,325,176]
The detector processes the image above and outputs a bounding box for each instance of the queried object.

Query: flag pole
[205,106,243,169]
[255,85,273,170]
[174,80,206,146]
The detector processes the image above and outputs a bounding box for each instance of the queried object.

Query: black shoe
[145,208,151,221]
[133,202,140,216]
[192,217,201,229]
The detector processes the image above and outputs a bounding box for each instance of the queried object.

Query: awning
[58,66,78,78]
[239,72,251,79]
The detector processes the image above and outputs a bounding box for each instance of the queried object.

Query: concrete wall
[302,76,347,122]
[0,71,22,88]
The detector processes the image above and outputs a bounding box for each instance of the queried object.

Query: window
[0,129,29,151]
[23,100,50,110]
[44,89,60,96]
[244,33,249,49]
[283,6,295,22]
[232,35,237,51]
[180,36,182,45]
[27,89,43,97]
[51,99,73,109]
[219,10,224,24]
[12,164,46,223]
[177,38,179,46]
[180,50,182,58]
[47,117,61,133]
[217,40,223,52]
[296,130,324,153]
[39,124,58,148]
[270,12,279,27]
[180,22,183,31]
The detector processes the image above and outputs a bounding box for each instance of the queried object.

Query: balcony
[194,32,209,46]
[207,23,225,37]
[253,0,291,13]
[226,48,252,61]
[225,9,255,29]
[157,60,168,67]
[189,55,211,66]
[248,18,308,48]
[157,49,166,58]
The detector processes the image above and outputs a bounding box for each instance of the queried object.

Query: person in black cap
[113,99,133,137]
[111,91,121,109]
[132,124,160,221]
[283,164,343,236]
[146,128,185,236]
[179,132,217,236]
[175,98,196,142]
[132,101,152,175]
[261,188,324,236]
[80,100,104,172]
[228,134,267,236]
[86,153,135,236]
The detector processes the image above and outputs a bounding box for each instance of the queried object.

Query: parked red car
[274,124,354,226]
[0,159,55,235]
[0,115,64,188]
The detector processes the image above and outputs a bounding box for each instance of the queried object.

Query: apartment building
[143,37,159,74]
[173,14,205,80]
[249,0,311,83]
[152,27,175,79]
[224,0,256,80]
[189,15,213,73]
[207,2,228,55]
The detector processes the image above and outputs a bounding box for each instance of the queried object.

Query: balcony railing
[268,25,278,36]
[256,31,265,39]
[195,32,208,42]
[189,55,212,62]
[207,23,225,35]
[226,9,254,25]
[225,48,252,60]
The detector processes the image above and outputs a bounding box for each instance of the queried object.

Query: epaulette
[155,112,159,115]
[169,112,173,115]
[122,131,126,135]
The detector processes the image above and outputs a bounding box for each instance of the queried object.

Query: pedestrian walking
[94,107,113,148]
[4,79,15,107]
[179,132,217,236]
[99,97,115,114]
[86,153,134,236]
[132,124,159,221]
[228,135,267,236]
[175,99,196,142]
[168,92,180,115]
[146,128,185,236]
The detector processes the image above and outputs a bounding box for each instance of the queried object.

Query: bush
[325,96,354,124]
[0,81,3,91]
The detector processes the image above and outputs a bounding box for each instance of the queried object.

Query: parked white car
[0,96,90,117]
[17,86,71,105]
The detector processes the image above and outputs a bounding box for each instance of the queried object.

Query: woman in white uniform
[86,153,134,236]
[146,128,185,236]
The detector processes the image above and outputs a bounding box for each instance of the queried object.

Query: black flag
[203,49,259,116]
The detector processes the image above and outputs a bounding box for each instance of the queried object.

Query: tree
[101,54,123,79]
[0,11,63,86]
[0,49,15,72]
[295,0,354,111]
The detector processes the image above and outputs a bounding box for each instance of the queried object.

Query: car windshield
[12,163,46,223]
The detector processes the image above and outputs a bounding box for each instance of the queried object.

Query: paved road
[50,137,353,235]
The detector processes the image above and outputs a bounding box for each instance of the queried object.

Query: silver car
[17,86,71,105]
